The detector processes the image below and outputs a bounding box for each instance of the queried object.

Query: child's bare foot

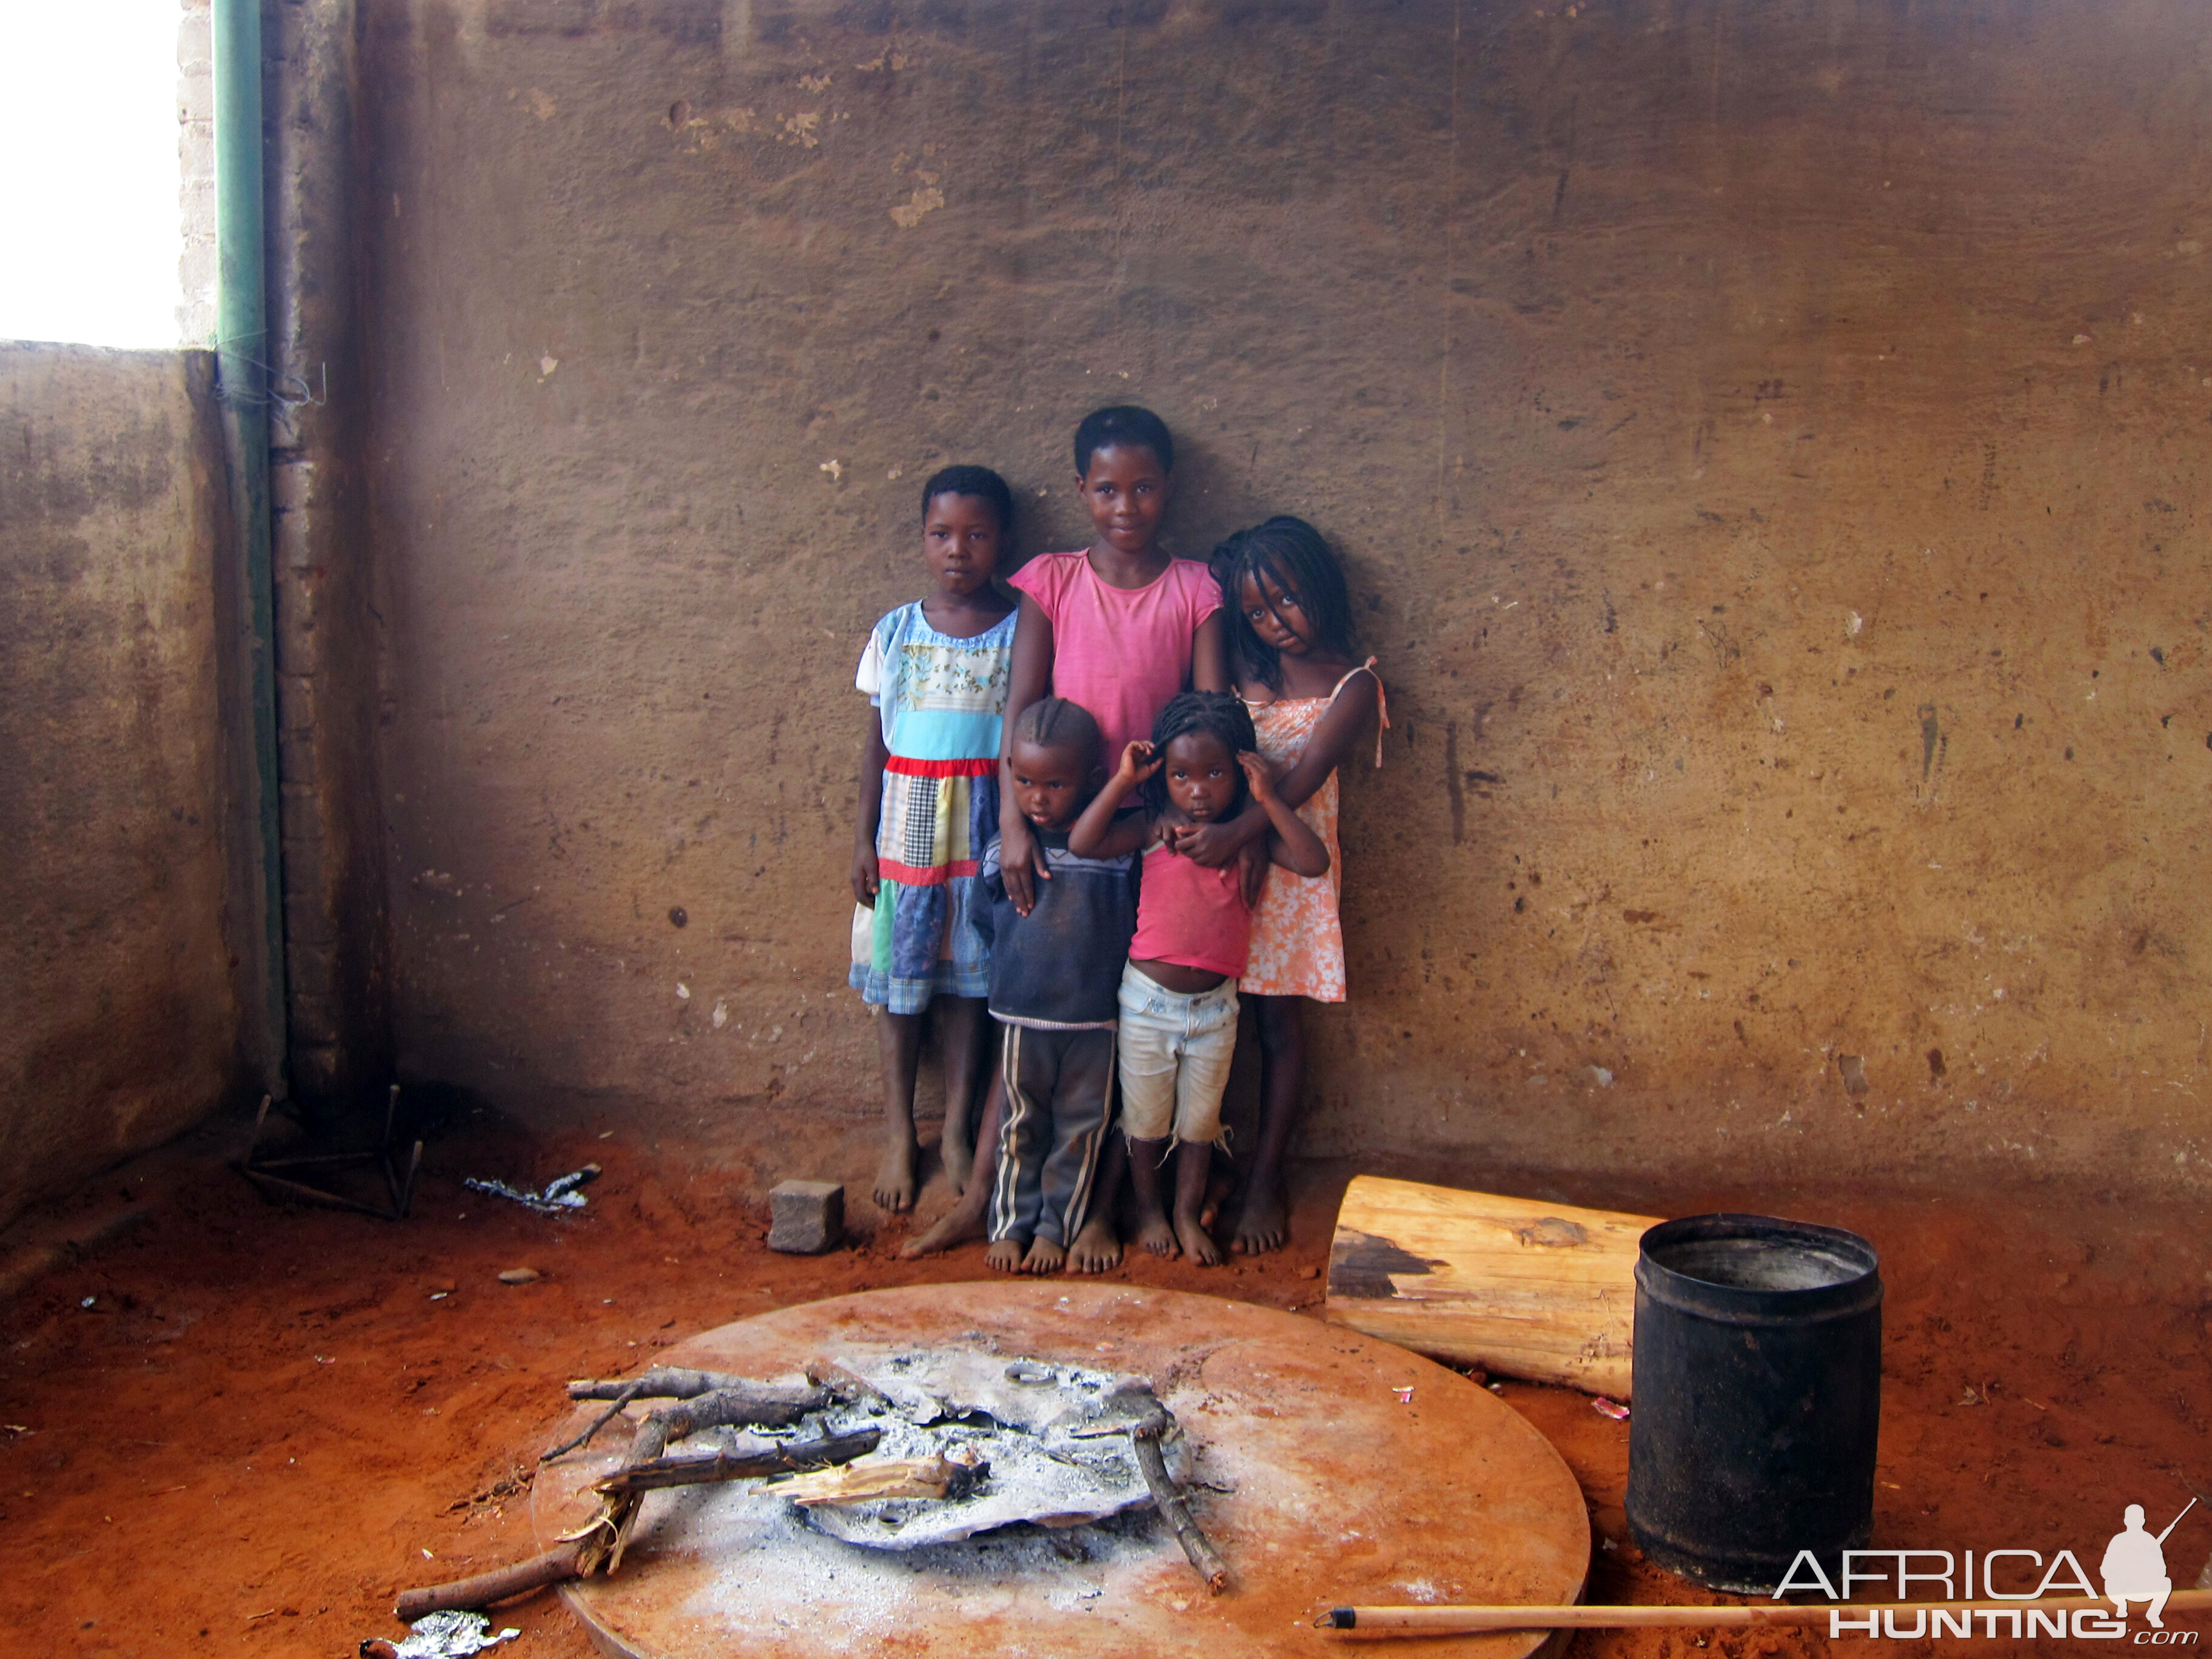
[1199,1159,1235,1232]
[1021,1238,1067,1275]
[874,1138,919,1212]
[1174,1210,1224,1267]
[984,1236,1028,1273]
[1135,1211,1181,1258]
[899,1204,987,1259]
[940,1120,974,1196]
[1230,1175,1288,1255]
[1067,1212,1122,1273]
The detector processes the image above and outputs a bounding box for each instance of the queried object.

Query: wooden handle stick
[1322,1587,2212,1634]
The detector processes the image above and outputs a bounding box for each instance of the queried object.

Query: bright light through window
[0,1,187,347]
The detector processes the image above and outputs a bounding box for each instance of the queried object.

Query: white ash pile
[716,1348,1190,1548]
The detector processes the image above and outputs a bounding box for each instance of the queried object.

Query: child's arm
[1190,611,1229,693]
[1239,752,1330,877]
[1068,742,1162,862]
[852,714,890,905]
[996,594,1057,913]
[1270,668,1381,806]
[1175,669,1381,864]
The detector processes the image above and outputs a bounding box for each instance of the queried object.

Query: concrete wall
[0,347,244,1227]
[355,1,2212,1192]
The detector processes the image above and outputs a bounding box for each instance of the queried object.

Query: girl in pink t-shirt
[1002,409,1225,798]
[995,406,1227,1271]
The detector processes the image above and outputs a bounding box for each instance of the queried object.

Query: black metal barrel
[1625,1213,1882,1594]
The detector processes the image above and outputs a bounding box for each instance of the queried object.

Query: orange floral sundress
[1238,660,1387,1002]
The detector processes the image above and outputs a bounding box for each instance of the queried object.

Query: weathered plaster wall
[267,0,395,1108]
[358,1,2212,1192]
[0,347,243,1228]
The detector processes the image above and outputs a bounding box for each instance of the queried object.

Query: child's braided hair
[1143,690,1256,814]
[1211,514,1356,693]
[1010,697,1101,771]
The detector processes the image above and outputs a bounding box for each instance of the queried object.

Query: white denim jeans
[1115,962,1238,1144]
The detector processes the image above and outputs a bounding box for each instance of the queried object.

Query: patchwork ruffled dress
[849,602,1015,1013]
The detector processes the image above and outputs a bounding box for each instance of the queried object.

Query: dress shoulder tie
[1326,657,1389,767]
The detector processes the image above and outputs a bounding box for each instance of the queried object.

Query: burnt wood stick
[626,1386,823,1461]
[394,1544,583,1621]
[541,1381,643,1463]
[805,1358,893,1410]
[1131,1426,1229,1594]
[598,1385,833,1572]
[567,1369,823,1408]
[551,1374,824,1464]
[593,1427,881,1495]
[407,1395,863,1614]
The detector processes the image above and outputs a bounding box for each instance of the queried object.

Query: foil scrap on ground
[462,1164,602,1216]
[366,1610,520,1658]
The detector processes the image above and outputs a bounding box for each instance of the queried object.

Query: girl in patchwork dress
[1212,516,1386,1255]
[851,466,1017,1212]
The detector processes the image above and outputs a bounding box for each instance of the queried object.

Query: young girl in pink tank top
[1068,692,1329,1267]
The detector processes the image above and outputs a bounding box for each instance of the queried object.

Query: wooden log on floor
[1324,1176,1661,1397]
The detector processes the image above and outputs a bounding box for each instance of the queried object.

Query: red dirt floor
[1,1104,2207,1659]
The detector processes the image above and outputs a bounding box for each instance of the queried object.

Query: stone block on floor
[768,1179,844,1254]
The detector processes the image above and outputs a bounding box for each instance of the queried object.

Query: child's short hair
[920,464,1014,533]
[1073,406,1174,477]
[1145,690,1255,813]
[1211,514,1356,692]
[1010,696,1101,768]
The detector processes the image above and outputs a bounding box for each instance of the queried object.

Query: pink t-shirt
[1008,551,1222,762]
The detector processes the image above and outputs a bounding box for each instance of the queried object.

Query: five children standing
[850,411,1381,1269]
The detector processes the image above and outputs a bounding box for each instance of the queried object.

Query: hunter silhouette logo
[1778,1496,2204,1641]
[2105,1501,2194,1629]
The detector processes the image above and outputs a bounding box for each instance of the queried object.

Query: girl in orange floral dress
[1210,517,1385,1254]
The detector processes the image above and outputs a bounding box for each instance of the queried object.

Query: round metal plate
[532,1282,1589,1658]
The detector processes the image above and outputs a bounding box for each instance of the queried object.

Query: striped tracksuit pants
[988,1022,1115,1247]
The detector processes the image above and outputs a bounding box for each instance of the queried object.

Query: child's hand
[1117,739,1164,783]
[1171,821,1238,865]
[1238,749,1278,800]
[999,814,1044,916]
[851,843,880,907]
